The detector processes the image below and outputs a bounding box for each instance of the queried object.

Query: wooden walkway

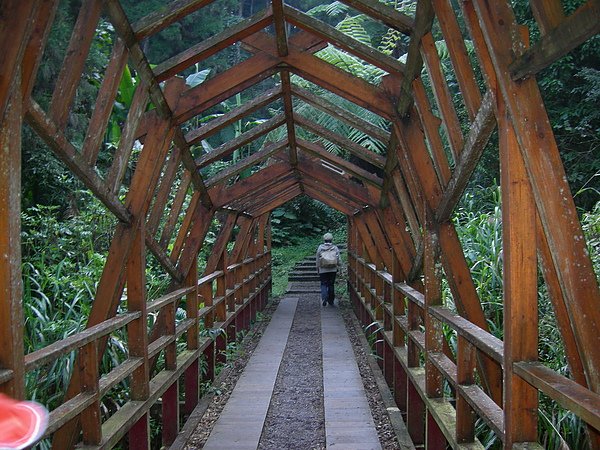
[202,294,382,449]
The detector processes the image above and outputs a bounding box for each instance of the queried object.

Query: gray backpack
[319,247,338,268]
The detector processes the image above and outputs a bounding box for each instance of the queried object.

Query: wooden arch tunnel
[0,0,599,448]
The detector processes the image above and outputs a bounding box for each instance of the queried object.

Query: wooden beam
[230,174,299,211]
[24,99,132,223]
[378,128,399,208]
[529,0,565,35]
[300,170,365,209]
[196,113,286,168]
[0,83,24,397]
[159,172,192,247]
[205,139,288,187]
[154,8,274,81]
[210,161,293,208]
[49,0,104,129]
[431,0,482,121]
[499,94,538,447]
[146,147,183,236]
[296,139,383,187]
[295,114,385,168]
[0,0,39,121]
[82,38,129,166]
[105,0,213,208]
[472,0,600,393]
[284,5,405,75]
[421,32,464,162]
[20,0,60,101]
[272,0,289,57]
[246,184,302,217]
[435,90,496,223]
[336,0,414,34]
[281,71,298,166]
[204,212,238,274]
[509,0,600,80]
[302,183,356,215]
[396,0,434,117]
[133,0,216,39]
[106,79,149,195]
[185,86,282,145]
[291,84,390,144]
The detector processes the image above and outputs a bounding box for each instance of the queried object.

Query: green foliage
[270,197,345,246]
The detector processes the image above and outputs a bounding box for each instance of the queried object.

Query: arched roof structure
[0,0,599,448]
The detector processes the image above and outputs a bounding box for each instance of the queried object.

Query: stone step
[288,275,321,282]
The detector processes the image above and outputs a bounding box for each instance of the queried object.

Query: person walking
[316,232,340,306]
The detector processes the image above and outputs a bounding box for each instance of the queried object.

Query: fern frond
[336,15,371,46]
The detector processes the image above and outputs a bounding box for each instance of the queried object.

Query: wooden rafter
[196,113,286,168]
[154,8,274,81]
[336,0,414,34]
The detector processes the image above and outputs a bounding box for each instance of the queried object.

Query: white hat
[323,233,333,242]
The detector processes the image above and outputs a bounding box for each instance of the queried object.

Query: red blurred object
[0,393,48,449]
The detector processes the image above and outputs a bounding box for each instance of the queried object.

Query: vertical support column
[0,74,24,398]
[392,253,407,414]
[456,336,476,443]
[424,211,445,447]
[184,259,199,416]
[499,98,538,448]
[79,341,101,445]
[127,227,150,450]
[216,255,227,366]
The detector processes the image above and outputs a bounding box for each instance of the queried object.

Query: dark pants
[319,271,336,305]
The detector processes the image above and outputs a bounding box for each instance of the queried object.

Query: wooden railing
[22,251,271,448]
[348,252,600,448]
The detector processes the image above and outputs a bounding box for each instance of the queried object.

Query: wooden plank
[106,80,149,195]
[456,337,476,443]
[154,8,274,81]
[159,171,192,247]
[295,154,373,206]
[529,0,565,35]
[79,341,101,445]
[205,212,238,274]
[424,214,443,398]
[302,183,356,215]
[364,209,393,271]
[49,0,104,129]
[280,71,298,166]
[206,140,288,187]
[336,0,414,34]
[412,79,452,187]
[173,53,280,125]
[20,0,60,101]
[302,172,363,211]
[246,184,302,217]
[24,99,132,223]
[431,0,482,121]
[514,362,600,432]
[185,86,282,145]
[0,0,39,121]
[210,162,293,208]
[291,84,390,144]
[284,5,405,74]
[510,0,600,80]
[196,113,285,168]
[421,32,464,161]
[435,90,496,222]
[170,193,200,262]
[82,38,129,166]
[272,0,289,56]
[25,313,140,372]
[499,95,539,446]
[295,114,386,169]
[472,0,600,394]
[232,176,299,213]
[133,0,217,40]
[396,0,434,117]
[296,139,383,187]
[146,147,182,236]
[145,236,184,282]
[0,84,24,397]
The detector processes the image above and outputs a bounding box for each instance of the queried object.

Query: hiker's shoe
[0,394,49,449]
[322,299,327,306]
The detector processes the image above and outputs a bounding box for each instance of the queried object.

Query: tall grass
[453,186,599,449]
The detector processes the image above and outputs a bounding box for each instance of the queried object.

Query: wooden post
[127,227,150,449]
[424,208,444,447]
[185,259,199,415]
[79,341,101,445]
[456,336,476,443]
[0,75,24,398]
[499,97,538,448]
